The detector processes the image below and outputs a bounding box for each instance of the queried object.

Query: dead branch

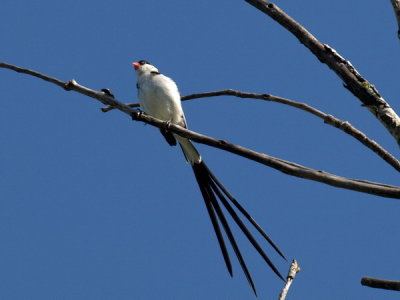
[245,0,400,146]
[133,111,400,199]
[279,260,300,300]
[102,89,400,173]
[2,62,400,199]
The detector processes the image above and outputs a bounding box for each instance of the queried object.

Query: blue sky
[1,0,399,299]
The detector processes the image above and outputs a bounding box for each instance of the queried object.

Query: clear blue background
[1,1,399,299]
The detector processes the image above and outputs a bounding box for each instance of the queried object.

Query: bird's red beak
[132,62,140,70]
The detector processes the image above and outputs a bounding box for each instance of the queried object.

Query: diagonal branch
[390,0,400,39]
[132,111,400,199]
[102,90,400,173]
[2,62,400,198]
[245,0,400,146]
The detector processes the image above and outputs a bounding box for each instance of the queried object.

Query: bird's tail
[176,136,202,164]
[191,161,286,296]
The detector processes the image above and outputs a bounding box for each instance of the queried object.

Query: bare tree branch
[245,0,400,146]
[279,260,300,300]
[1,62,67,88]
[361,276,400,291]
[2,62,400,198]
[133,111,400,199]
[102,90,400,173]
[390,0,400,39]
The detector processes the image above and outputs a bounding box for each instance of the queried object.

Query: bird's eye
[139,60,149,65]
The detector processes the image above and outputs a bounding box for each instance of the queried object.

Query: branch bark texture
[278,260,300,300]
[245,0,400,146]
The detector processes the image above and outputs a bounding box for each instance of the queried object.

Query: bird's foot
[131,109,144,121]
[101,88,115,98]
[163,120,172,132]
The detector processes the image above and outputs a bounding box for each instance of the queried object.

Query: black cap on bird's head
[133,60,150,70]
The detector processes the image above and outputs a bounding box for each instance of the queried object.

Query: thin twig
[0,62,66,88]
[2,62,400,198]
[361,276,400,291]
[279,260,300,300]
[390,0,400,39]
[102,89,400,173]
[245,0,400,146]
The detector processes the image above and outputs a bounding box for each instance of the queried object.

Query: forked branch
[102,90,400,173]
[1,62,400,199]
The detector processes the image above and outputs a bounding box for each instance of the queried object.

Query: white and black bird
[133,60,286,295]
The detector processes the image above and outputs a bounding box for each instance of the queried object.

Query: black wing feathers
[159,129,177,146]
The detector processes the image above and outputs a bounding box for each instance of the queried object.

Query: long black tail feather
[208,178,284,281]
[193,161,257,295]
[203,163,287,261]
[195,173,233,276]
[192,161,285,294]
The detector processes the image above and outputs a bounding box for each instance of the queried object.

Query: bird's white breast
[138,74,185,127]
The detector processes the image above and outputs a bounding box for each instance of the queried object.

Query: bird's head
[132,60,159,75]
